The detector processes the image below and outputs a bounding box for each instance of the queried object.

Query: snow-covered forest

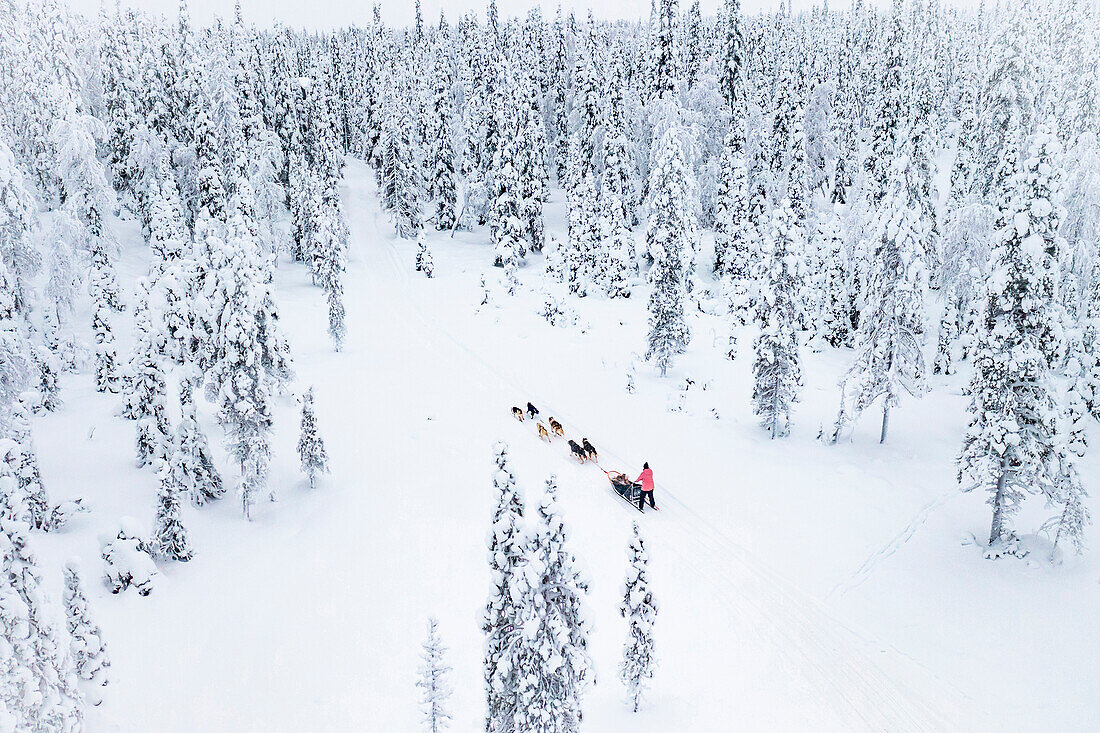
[1,0,1098,729]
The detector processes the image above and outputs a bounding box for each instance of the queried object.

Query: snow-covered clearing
[31,158,1099,731]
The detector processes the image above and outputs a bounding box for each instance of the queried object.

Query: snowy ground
[29,158,1100,731]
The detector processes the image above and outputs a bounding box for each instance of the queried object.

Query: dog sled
[604,470,644,513]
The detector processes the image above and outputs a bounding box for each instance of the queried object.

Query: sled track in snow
[341,160,961,732]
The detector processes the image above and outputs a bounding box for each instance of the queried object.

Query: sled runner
[605,471,645,513]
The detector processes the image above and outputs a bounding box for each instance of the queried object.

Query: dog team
[512,402,598,463]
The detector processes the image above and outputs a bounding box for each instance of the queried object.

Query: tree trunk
[988,465,1009,546]
[879,403,890,444]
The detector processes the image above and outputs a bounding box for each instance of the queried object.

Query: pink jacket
[636,468,654,492]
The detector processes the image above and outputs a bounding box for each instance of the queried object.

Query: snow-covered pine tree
[426,42,459,232]
[4,405,50,530]
[649,0,680,100]
[168,399,225,507]
[752,192,803,439]
[416,233,435,278]
[933,298,958,376]
[831,151,928,444]
[0,139,39,327]
[600,71,637,299]
[1045,450,1091,560]
[297,387,329,490]
[92,294,119,394]
[207,208,277,519]
[380,97,423,239]
[495,475,593,733]
[563,162,598,296]
[309,187,348,351]
[958,123,1068,551]
[644,124,694,376]
[509,66,546,258]
[491,133,527,296]
[519,476,593,727]
[620,521,657,713]
[63,560,110,705]
[714,129,755,357]
[1082,262,1100,419]
[0,519,84,729]
[416,618,453,733]
[151,466,194,562]
[129,294,172,469]
[813,204,851,348]
[52,113,122,311]
[483,441,525,733]
[29,344,61,414]
[718,0,746,116]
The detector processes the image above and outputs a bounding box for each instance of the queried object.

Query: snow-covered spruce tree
[129,296,172,469]
[309,187,348,351]
[417,617,453,733]
[1044,449,1091,560]
[207,208,278,519]
[813,204,851,349]
[644,125,694,377]
[150,467,193,562]
[600,74,637,298]
[53,114,122,312]
[168,400,225,507]
[752,193,803,440]
[974,12,1035,206]
[483,441,525,733]
[1082,263,1100,420]
[958,123,1068,551]
[864,2,906,203]
[297,387,329,490]
[4,405,50,530]
[831,151,928,444]
[714,130,755,357]
[491,138,527,296]
[416,233,435,278]
[649,0,680,100]
[509,475,594,729]
[1062,321,1088,452]
[0,139,39,324]
[933,299,958,376]
[495,476,593,733]
[514,68,547,255]
[426,43,459,231]
[563,162,598,296]
[63,560,110,705]
[92,294,119,394]
[29,344,61,414]
[620,521,657,714]
[719,0,746,115]
[0,520,85,730]
[379,100,423,239]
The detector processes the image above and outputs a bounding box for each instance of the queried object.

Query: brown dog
[582,439,598,462]
[537,423,551,442]
[568,440,587,463]
[549,418,565,437]
[512,406,524,421]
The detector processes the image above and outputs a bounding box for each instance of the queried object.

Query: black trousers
[638,489,655,510]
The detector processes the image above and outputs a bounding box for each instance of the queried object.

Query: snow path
[336,159,966,731]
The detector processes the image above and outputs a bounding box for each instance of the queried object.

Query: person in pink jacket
[636,462,657,511]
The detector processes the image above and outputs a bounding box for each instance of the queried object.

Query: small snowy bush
[101,518,158,595]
